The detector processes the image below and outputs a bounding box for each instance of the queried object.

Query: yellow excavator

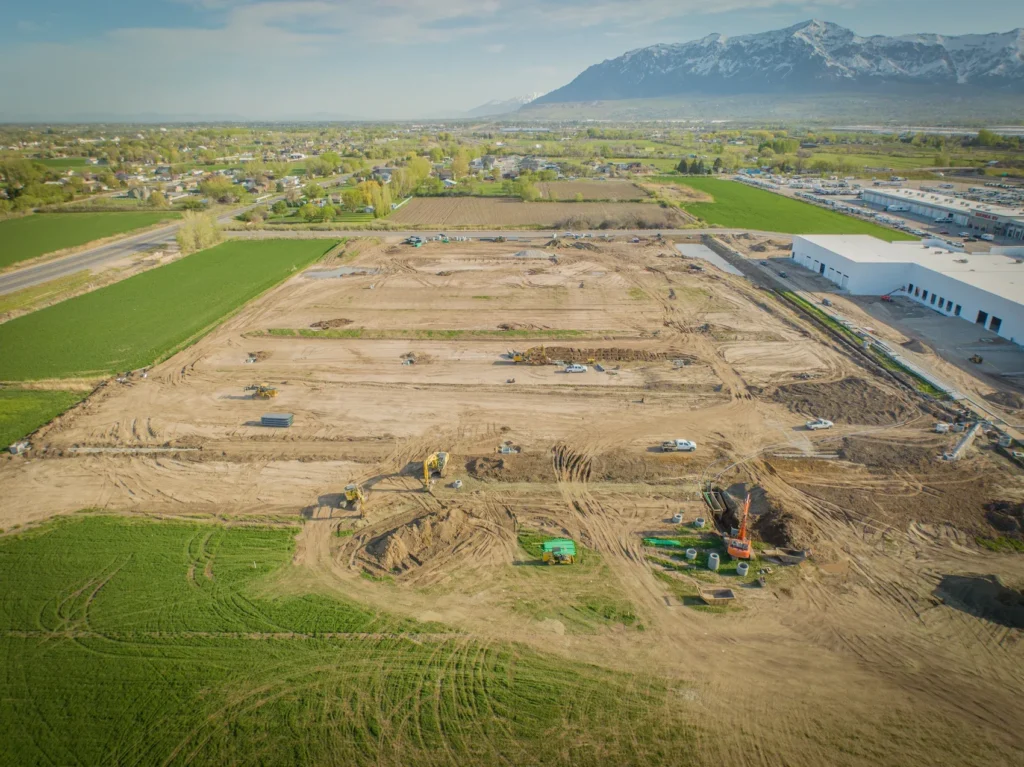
[344,483,366,515]
[245,384,278,399]
[422,452,451,489]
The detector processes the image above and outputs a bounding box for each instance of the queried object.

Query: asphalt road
[0,176,351,297]
[226,227,764,240]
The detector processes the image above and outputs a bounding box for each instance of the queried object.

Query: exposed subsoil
[772,377,919,425]
[310,318,354,329]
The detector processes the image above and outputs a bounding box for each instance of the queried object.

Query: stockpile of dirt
[520,347,696,364]
[935,575,1024,629]
[310,318,354,330]
[901,338,930,354]
[248,351,270,362]
[984,501,1024,537]
[772,377,918,425]
[498,323,550,332]
[360,506,516,578]
[840,437,935,468]
[436,270,454,276]
[466,454,552,483]
[983,391,1024,412]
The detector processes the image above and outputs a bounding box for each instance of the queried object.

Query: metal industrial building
[791,235,1024,345]
[860,188,1024,240]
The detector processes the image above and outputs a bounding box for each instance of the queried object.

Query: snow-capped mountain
[533,20,1024,104]
[465,93,543,117]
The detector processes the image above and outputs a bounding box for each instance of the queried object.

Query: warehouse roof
[796,235,1024,305]
[863,187,1024,221]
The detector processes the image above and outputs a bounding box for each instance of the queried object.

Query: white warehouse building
[860,187,1024,240]
[791,235,1024,345]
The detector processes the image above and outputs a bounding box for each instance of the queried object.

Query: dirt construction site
[3,235,1024,766]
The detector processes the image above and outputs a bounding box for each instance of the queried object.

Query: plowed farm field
[387,197,685,227]
[536,180,648,201]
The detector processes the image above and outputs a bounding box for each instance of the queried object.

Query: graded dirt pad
[772,377,919,425]
[718,233,793,258]
[4,236,1024,767]
[536,180,648,201]
[387,198,687,228]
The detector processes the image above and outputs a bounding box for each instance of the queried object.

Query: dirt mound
[519,347,696,365]
[935,575,1024,629]
[750,243,768,253]
[436,270,454,276]
[364,507,470,572]
[248,351,270,363]
[984,500,1024,536]
[466,454,552,483]
[840,437,935,468]
[772,377,917,425]
[310,318,354,330]
[360,506,516,578]
[901,338,930,354]
[983,390,1024,411]
[497,323,550,332]
[400,351,433,365]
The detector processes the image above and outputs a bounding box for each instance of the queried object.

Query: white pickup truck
[661,439,697,453]
[806,418,834,431]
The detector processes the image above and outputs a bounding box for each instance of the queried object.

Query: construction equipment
[245,384,278,399]
[344,483,366,513]
[969,354,984,364]
[541,539,576,565]
[726,494,753,561]
[422,451,451,488]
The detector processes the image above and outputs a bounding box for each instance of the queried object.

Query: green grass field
[0,389,87,446]
[0,239,338,381]
[655,177,915,241]
[0,212,181,269]
[0,515,686,765]
[32,157,90,169]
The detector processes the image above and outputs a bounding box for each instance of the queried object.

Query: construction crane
[726,494,753,561]
[344,483,366,515]
[245,384,278,399]
[422,452,450,489]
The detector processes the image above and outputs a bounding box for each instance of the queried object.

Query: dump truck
[541,539,576,565]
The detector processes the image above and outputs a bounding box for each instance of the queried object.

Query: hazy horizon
[3,0,1024,122]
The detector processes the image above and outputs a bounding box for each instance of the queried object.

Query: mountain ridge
[533,20,1024,105]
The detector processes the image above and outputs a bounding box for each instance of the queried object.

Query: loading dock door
[976,310,988,326]
[840,274,850,290]
[819,263,826,275]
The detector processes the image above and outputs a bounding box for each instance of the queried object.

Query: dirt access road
[3,235,1023,767]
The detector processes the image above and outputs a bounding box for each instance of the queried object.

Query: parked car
[564,364,588,374]
[981,234,996,242]
[661,439,697,453]
[759,260,769,266]
[779,271,788,278]
[958,231,971,238]
[806,418,834,431]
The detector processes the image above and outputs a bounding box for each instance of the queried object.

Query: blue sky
[3,0,1023,120]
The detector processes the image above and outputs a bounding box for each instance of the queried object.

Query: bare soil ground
[3,236,1023,767]
[387,198,687,228]
[536,180,648,201]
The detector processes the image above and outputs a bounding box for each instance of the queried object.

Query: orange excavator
[726,494,753,560]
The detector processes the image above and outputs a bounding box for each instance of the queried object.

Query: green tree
[303,183,326,200]
[199,176,239,203]
[175,211,222,255]
[298,203,319,222]
[320,204,336,222]
[148,191,168,208]
[676,158,689,174]
[452,150,470,179]
[271,200,288,215]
